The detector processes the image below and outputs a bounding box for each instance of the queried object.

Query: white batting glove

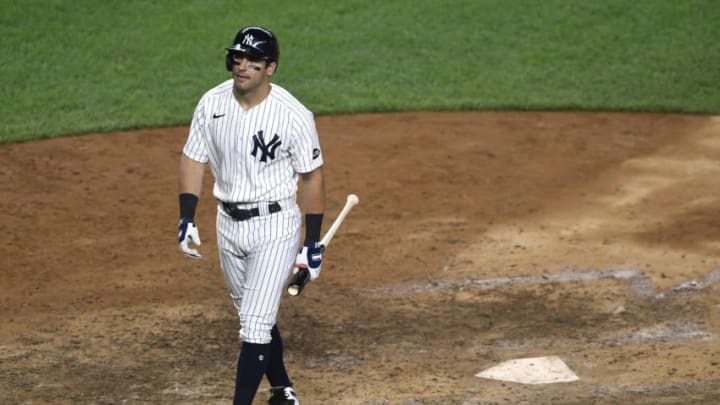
[293,241,323,280]
[178,219,202,259]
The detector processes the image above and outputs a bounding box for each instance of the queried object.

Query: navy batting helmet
[225,26,279,71]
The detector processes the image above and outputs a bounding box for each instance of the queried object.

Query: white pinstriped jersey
[183,81,323,203]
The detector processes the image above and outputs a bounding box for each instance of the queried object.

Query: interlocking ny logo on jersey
[251,131,282,162]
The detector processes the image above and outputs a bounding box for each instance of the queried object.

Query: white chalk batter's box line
[468,319,714,353]
[369,268,720,299]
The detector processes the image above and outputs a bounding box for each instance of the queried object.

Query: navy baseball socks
[233,325,294,405]
[233,342,269,405]
[266,325,292,387]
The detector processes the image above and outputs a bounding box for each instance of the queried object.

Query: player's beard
[232,72,270,102]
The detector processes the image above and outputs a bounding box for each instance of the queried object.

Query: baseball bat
[287,194,359,296]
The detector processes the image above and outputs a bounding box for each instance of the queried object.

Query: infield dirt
[2,111,719,404]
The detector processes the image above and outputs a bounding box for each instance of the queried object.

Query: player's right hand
[178,218,202,259]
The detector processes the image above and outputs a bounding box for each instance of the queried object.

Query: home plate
[475,356,579,385]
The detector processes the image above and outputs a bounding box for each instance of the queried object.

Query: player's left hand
[178,218,203,259]
[294,240,323,280]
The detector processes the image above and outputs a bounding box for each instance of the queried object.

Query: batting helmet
[225,26,279,71]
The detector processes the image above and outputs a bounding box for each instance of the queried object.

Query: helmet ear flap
[225,52,233,71]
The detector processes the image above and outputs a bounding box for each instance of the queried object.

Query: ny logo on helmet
[251,130,282,162]
[243,34,265,49]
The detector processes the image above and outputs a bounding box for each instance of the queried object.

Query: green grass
[1,0,719,143]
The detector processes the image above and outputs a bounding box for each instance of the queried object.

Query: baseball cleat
[268,386,299,405]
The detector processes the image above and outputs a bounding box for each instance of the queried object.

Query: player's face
[230,52,275,94]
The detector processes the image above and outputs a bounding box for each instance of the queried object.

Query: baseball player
[177,26,325,405]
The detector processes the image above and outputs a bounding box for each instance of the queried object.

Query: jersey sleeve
[289,110,323,173]
[182,98,210,163]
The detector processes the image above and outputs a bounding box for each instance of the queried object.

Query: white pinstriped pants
[215,199,301,344]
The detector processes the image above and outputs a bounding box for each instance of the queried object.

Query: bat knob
[287,285,302,296]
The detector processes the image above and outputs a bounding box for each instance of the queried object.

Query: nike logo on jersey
[212,113,225,119]
[313,148,321,160]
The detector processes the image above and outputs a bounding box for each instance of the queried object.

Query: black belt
[221,201,281,221]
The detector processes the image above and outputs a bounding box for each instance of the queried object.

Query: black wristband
[305,213,323,241]
[179,193,199,220]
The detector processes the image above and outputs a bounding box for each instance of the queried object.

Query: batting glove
[178,218,202,259]
[294,240,323,280]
